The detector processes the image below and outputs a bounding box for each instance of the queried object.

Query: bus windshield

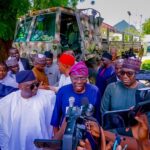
[30,13,56,42]
[15,17,32,42]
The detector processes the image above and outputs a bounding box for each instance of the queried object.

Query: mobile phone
[102,100,150,130]
[34,139,62,149]
[135,100,150,114]
[135,87,150,104]
[102,109,138,130]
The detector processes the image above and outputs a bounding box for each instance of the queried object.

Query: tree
[142,18,150,34]
[32,0,78,10]
[0,0,30,41]
[32,0,67,10]
[0,0,30,61]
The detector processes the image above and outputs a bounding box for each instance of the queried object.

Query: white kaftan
[58,74,71,89]
[0,89,56,150]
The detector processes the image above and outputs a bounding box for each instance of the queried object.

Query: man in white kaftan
[0,70,56,150]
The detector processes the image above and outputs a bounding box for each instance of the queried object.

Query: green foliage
[124,34,131,42]
[0,22,14,41]
[112,36,120,41]
[32,0,78,10]
[125,27,140,36]
[142,18,150,34]
[0,0,30,41]
[141,59,150,70]
[68,0,79,8]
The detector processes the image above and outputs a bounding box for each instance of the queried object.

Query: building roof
[113,20,137,32]
[101,22,115,32]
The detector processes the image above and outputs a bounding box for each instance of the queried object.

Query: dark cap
[16,70,36,83]
[102,52,112,60]
[44,51,53,58]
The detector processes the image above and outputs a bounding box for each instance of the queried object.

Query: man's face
[9,49,20,61]
[19,80,39,98]
[120,68,136,87]
[70,75,87,93]
[0,65,7,80]
[9,64,19,74]
[46,58,53,66]
[35,63,46,71]
[101,57,111,67]
[111,49,117,61]
[58,62,67,74]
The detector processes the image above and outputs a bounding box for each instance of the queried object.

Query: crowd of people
[0,47,150,150]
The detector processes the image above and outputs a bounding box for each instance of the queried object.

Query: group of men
[0,47,149,150]
[0,48,30,98]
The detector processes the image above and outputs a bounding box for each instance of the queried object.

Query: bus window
[60,13,81,55]
[15,17,32,42]
[30,13,56,41]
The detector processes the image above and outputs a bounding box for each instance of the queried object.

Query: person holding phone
[131,114,150,150]
[101,57,145,135]
[77,114,150,150]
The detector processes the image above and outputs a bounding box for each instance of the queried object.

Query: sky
[77,0,150,29]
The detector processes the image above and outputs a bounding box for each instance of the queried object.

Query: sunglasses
[30,82,40,90]
[120,70,135,77]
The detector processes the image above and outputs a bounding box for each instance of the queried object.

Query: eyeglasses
[120,70,135,77]
[71,76,87,81]
[30,82,40,90]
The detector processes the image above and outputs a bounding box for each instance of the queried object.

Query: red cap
[59,53,75,66]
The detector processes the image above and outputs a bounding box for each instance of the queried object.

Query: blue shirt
[0,83,18,99]
[96,65,115,96]
[51,83,101,127]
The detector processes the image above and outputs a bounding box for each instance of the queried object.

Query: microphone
[69,97,75,107]
[81,97,94,117]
